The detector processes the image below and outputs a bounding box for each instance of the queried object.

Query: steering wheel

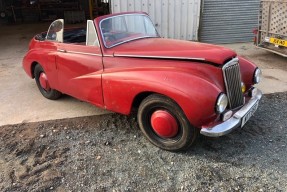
[103,32,116,42]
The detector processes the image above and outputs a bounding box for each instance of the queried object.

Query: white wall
[110,0,201,40]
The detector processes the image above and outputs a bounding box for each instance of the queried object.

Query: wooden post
[89,0,93,19]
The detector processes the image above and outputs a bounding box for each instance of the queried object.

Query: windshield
[46,19,64,43]
[100,14,159,48]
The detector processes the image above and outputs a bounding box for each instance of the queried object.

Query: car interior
[35,27,87,44]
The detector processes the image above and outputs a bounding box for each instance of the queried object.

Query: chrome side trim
[113,54,205,61]
[57,49,66,53]
[200,88,262,137]
[58,50,102,56]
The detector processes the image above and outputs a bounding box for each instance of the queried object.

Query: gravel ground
[0,92,286,192]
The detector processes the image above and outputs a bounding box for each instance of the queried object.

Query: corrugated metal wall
[200,0,260,44]
[111,0,201,40]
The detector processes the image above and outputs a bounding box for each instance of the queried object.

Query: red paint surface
[106,38,237,65]
[22,12,258,129]
[151,110,178,138]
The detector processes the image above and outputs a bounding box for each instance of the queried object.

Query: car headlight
[253,68,262,84]
[216,93,228,114]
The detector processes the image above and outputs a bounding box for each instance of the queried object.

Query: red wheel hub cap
[151,110,178,138]
[39,73,50,91]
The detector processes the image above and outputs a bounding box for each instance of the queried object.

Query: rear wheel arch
[34,63,61,100]
[31,61,39,78]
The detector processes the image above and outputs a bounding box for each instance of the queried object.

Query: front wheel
[137,94,198,151]
[34,64,61,100]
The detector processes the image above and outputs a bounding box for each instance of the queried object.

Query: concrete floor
[224,43,287,94]
[0,23,286,126]
[0,23,109,126]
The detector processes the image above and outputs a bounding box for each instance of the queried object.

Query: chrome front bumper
[200,88,263,137]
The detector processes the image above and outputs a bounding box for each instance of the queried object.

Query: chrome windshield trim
[104,36,158,49]
[113,54,205,61]
[99,13,160,49]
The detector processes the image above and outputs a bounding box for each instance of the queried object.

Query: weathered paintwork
[23,12,257,129]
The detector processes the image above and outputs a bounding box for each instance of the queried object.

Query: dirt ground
[0,92,286,191]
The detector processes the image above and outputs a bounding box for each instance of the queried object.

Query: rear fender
[22,41,58,89]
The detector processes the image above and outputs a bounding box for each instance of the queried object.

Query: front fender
[102,70,222,127]
[238,56,257,89]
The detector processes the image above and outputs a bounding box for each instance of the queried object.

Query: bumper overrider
[200,88,263,137]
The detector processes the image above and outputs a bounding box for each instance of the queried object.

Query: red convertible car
[23,12,262,151]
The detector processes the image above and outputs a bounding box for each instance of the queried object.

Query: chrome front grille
[222,58,244,109]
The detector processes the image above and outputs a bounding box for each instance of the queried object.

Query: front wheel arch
[137,93,199,151]
[131,91,155,111]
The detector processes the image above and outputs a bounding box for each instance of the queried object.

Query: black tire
[137,94,198,151]
[34,64,61,100]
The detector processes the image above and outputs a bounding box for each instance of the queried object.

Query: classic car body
[23,12,262,151]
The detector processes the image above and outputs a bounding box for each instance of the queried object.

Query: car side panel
[102,57,222,128]
[56,44,104,107]
[22,40,59,90]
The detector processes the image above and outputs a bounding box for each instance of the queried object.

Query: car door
[38,19,64,90]
[56,20,104,107]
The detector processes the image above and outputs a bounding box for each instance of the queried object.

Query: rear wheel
[34,64,61,100]
[137,94,198,151]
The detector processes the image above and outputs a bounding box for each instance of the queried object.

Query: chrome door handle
[57,49,66,53]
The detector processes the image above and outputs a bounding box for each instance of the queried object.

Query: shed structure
[110,0,260,44]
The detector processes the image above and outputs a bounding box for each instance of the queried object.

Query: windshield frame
[99,13,160,49]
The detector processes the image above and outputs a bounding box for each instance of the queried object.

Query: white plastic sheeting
[110,0,201,40]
